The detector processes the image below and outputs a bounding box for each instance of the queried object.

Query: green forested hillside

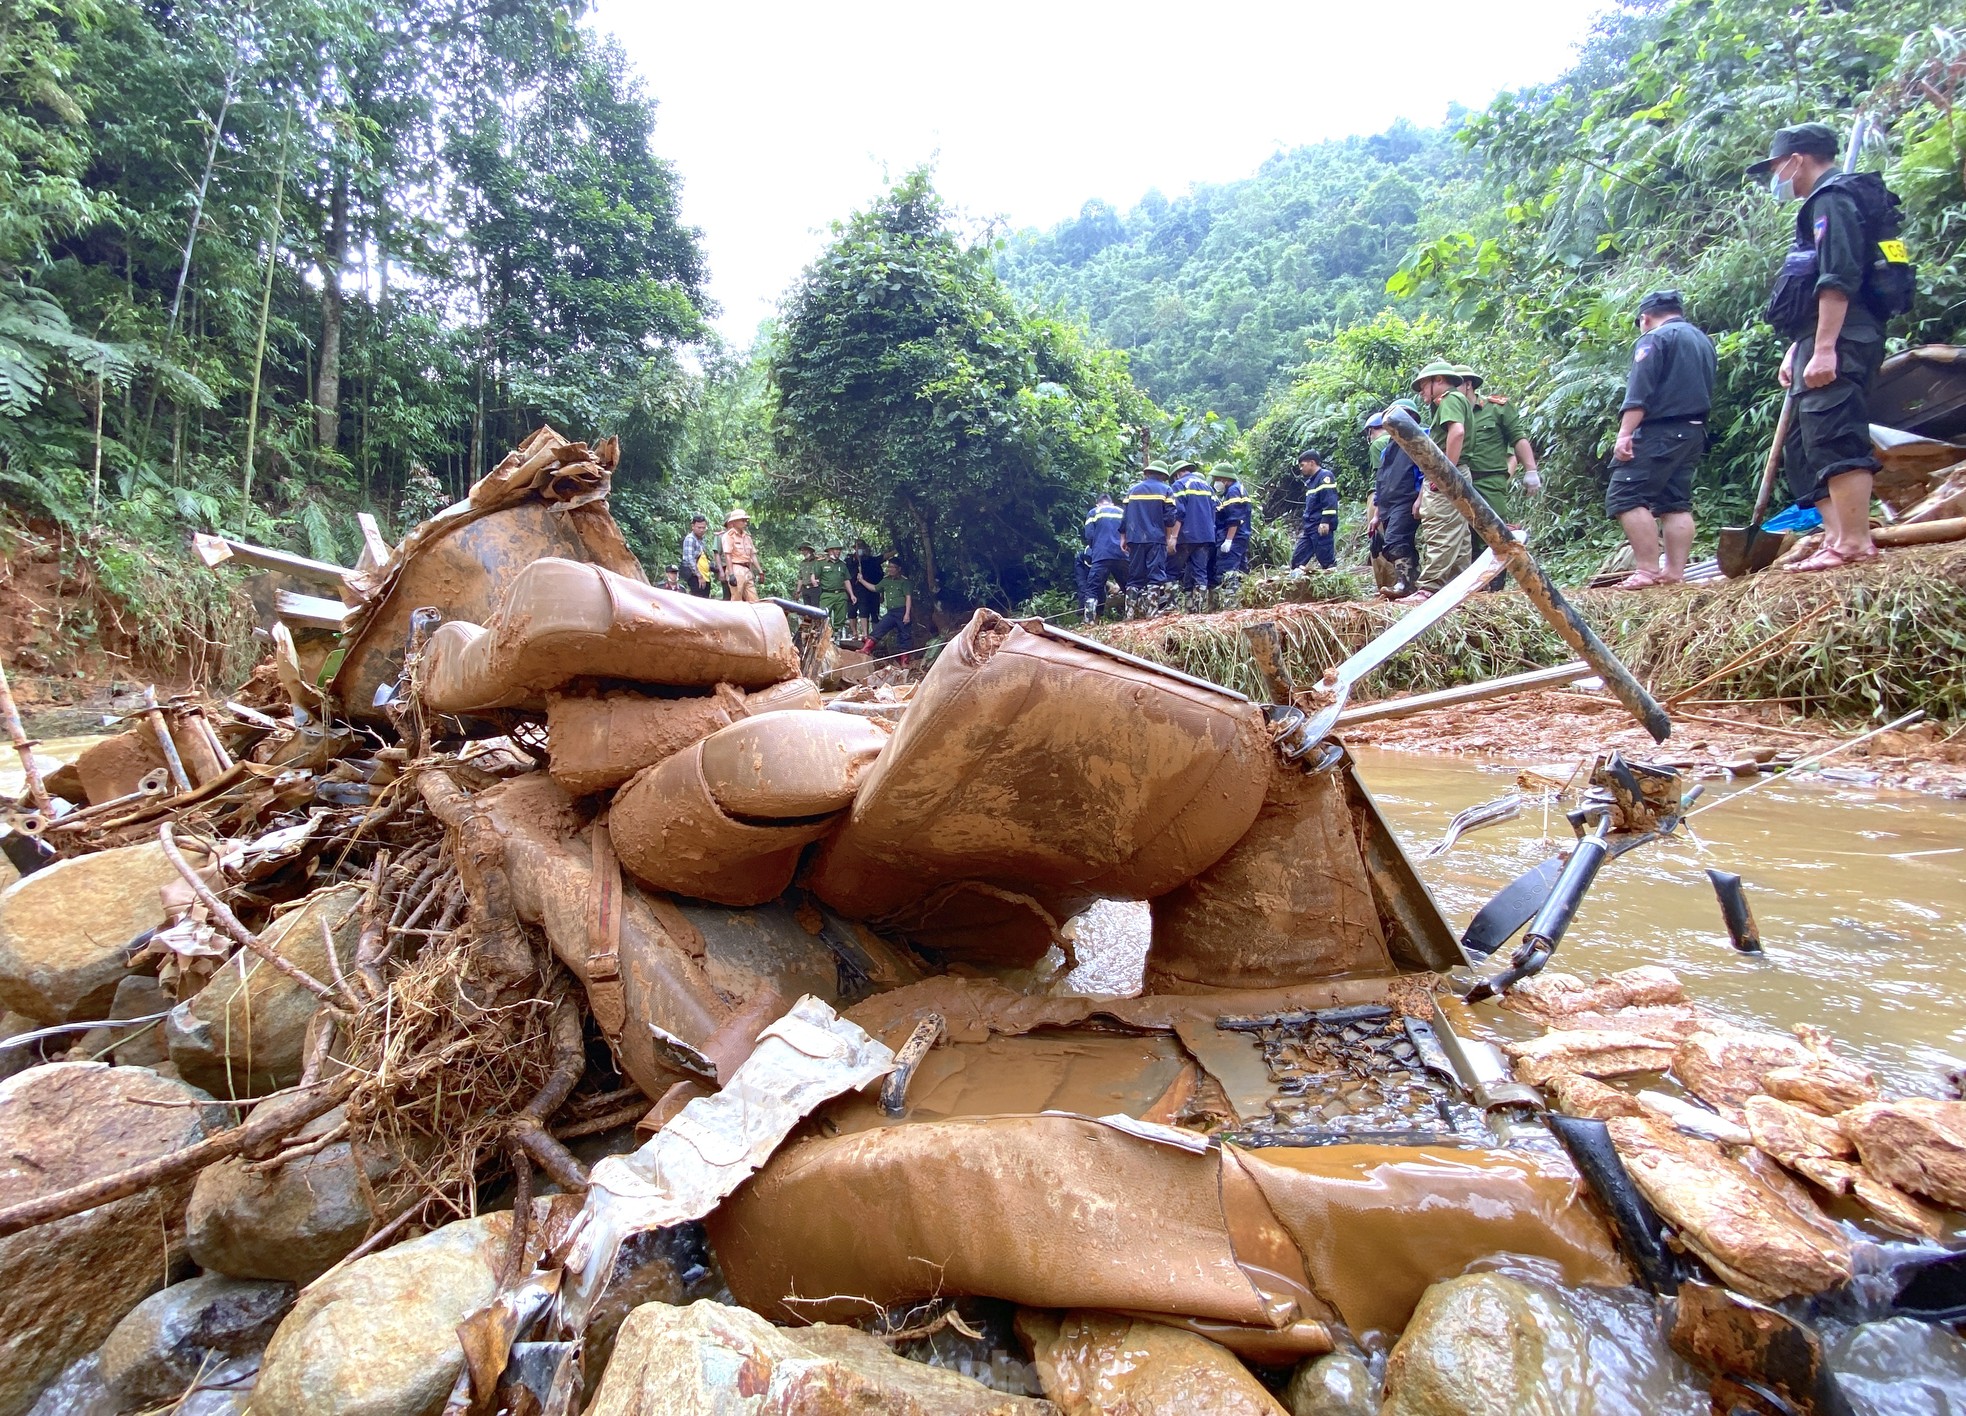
[996,122,1470,425]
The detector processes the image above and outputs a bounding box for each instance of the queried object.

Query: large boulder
[1380,1274,1591,1416]
[167,883,364,1097]
[187,1100,414,1285]
[97,1273,292,1409]
[254,1211,511,1416]
[586,1299,1052,1415]
[0,1062,224,1416]
[1020,1309,1283,1415]
[0,841,184,1022]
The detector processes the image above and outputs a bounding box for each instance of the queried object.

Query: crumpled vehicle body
[545,678,822,797]
[423,558,799,715]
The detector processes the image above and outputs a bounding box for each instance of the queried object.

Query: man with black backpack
[1752,121,1915,573]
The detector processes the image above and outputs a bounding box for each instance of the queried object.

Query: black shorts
[1783,338,1884,506]
[1606,420,1704,517]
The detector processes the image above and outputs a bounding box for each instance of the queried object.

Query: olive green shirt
[816,559,849,594]
[879,574,913,615]
[1429,390,1473,464]
[1463,395,1529,475]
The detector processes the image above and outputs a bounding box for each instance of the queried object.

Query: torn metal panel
[557,995,895,1327]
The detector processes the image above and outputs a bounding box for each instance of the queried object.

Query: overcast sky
[591,0,1609,344]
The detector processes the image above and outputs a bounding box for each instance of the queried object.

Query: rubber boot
[1081,598,1098,625]
[1124,590,1141,621]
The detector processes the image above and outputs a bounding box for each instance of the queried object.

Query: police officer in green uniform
[816,545,851,640]
[1752,121,1913,572]
[862,555,914,656]
[1457,364,1541,536]
[1404,359,1473,602]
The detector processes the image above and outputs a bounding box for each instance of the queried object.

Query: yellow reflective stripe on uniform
[1219,496,1250,508]
[1126,493,1172,503]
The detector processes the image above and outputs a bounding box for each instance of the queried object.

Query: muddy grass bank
[1094,542,1966,793]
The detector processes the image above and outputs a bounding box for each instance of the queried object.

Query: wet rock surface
[1282,1350,1377,1416]
[166,881,364,1097]
[186,1100,411,1285]
[97,1273,291,1409]
[0,1062,224,1416]
[254,1210,511,1416]
[1841,1098,1966,1208]
[0,841,181,1022]
[1380,1273,1590,1416]
[586,1299,1054,1415]
[1020,1309,1285,1415]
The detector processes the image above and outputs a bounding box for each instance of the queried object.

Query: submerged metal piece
[1462,857,1565,959]
[1707,868,1764,954]
[1546,1113,1682,1295]
[1425,792,1525,860]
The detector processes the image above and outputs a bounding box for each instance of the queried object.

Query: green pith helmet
[1391,397,1422,418]
[1410,359,1461,390]
[1453,363,1484,388]
[1144,461,1170,477]
[1210,464,1236,483]
[1172,458,1200,474]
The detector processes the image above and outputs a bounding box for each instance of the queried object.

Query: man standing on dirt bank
[680,514,714,596]
[862,555,913,656]
[1210,465,1251,607]
[1459,365,1541,547]
[1169,459,1218,612]
[1403,361,1473,603]
[718,509,761,602]
[1753,121,1911,573]
[1121,462,1179,618]
[1080,492,1127,622]
[1290,451,1338,570]
[1607,290,1717,589]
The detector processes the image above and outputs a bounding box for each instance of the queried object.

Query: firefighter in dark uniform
[1364,402,1422,598]
[1209,465,1251,607]
[1121,462,1179,618]
[1167,459,1217,613]
[1290,450,1338,570]
[1079,492,1126,622]
[1606,290,1717,589]
[1752,121,1913,572]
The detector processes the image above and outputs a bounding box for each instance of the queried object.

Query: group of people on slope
[1078,460,1254,620]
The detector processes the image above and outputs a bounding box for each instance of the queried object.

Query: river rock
[587,1299,1053,1415]
[167,882,364,1097]
[1381,1273,1590,1416]
[1021,1309,1282,1415]
[0,841,184,1022]
[254,1211,511,1416]
[1841,1098,1966,1209]
[0,1062,224,1416]
[97,1274,292,1408]
[1283,1351,1376,1416]
[0,1010,35,1080]
[187,1099,413,1285]
[1828,1316,1966,1415]
[104,974,173,1068]
[1671,1026,1814,1108]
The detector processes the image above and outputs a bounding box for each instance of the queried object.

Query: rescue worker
[1289,450,1338,570]
[1080,492,1127,622]
[1458,364,1542,543]
[718,509,761,602]
[796,545,821,605]
[1121,462,1178,619]
[1168,459,1218,612]
[861,555,913,656]
[849,539,881,638]
[680,514,714,596]
[1608,290,1717,589]
[658,563,685,593]
[1363,401,1422,598]
[1403,360,1473,603]
[1751,121,1911,572]
[816,544,852,639]
[1210,465,1252,607]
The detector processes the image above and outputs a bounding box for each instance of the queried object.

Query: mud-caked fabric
[1606,419,1706,517]
[1781,337,1885,506]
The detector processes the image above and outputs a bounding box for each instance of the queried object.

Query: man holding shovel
[1606,290,1716,589]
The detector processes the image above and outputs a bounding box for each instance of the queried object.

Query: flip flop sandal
[1788,544,1877,574]
[1614,571,1664,590]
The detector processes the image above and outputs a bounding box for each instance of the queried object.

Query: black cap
[1297,448,1322,465]
[664,563,681,574]
[1637,289,1683,318]
[1747,122,1837,175]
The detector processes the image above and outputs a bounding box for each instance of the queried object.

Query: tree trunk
[241,118,291,509]
[315,167,348,456]
[903,498,940,598]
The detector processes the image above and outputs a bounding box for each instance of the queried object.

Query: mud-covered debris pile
[2,425,1964,1416]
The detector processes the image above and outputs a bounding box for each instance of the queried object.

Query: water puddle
[1353,748,1966,1093]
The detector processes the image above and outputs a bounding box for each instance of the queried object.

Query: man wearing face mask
[1752,122,1915,573]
